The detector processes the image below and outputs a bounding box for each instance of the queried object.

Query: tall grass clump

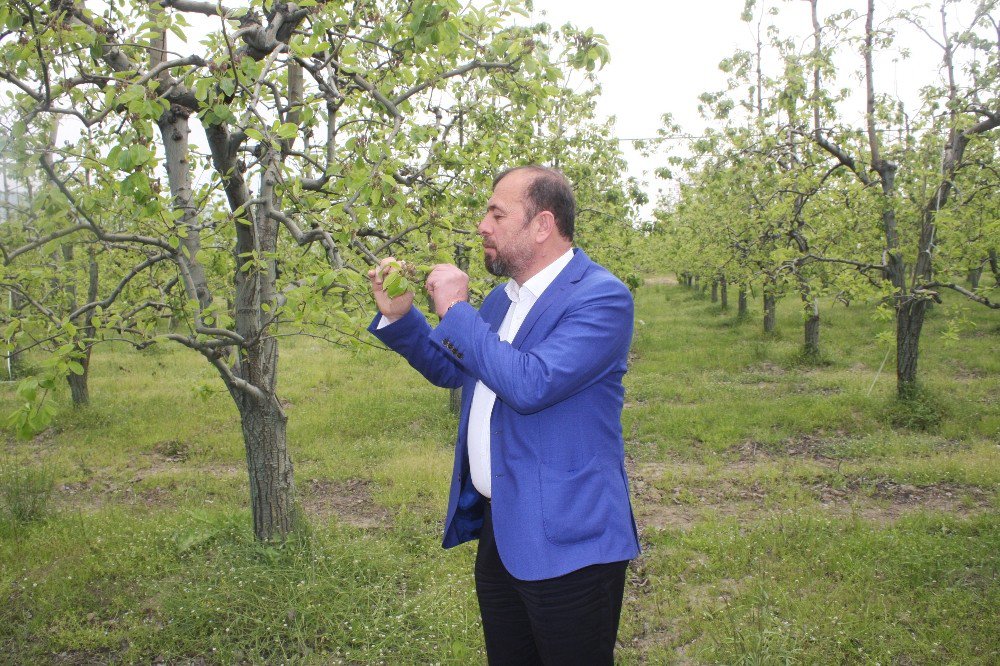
[0,458,56,525]
[883,387,948,432]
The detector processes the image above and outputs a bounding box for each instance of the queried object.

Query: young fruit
[381,260,429,298]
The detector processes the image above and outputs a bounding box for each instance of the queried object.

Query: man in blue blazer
[368,165,640,665]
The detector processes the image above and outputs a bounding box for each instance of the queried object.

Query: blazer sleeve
[368,306,465,389]
[428,276,633,414]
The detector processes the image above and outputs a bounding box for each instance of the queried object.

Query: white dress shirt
[467,248,574,497]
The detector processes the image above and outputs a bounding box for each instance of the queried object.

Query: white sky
[526,0,953,212]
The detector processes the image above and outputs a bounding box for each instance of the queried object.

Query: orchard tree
[0,119,110,422]
[801,0,999,395]
[659,0,997,384]
[0,0,607,540]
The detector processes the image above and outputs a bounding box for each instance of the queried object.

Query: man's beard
[484,248,514,277]
[483,218,533,278]
[484,241,533,278]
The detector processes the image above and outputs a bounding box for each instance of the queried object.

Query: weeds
[884,387,948,431]
[0,457,55,525]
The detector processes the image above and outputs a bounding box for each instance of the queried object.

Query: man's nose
[477,215,490,236]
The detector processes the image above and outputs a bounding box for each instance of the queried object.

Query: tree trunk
[763,277,777,334]
[763,292,776,333]
[60,241,98,407]
[237,393,296,539]
[896,298,928,397]
[797,275,820,357]
[67,348,92,406]
[968,266,982,290]
[720,275,728,311]
[738,287,748,318]
[4,290,25,379]
[804,312,820,357]
[989,249,999,286]
[711,280,718,303]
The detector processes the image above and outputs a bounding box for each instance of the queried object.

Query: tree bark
[60,244,98,407]
[720,275,729,310]
[968,266,982,290]
[67,350,92,405]
[236,392,296,538]
[798,276,820,357]
[4,291,25,380]
[763,292,776,333]
[711,280,718,303]
[738,287,748,318]
[896,298,928,397]
[763,277,777,334]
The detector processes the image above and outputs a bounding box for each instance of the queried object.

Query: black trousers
[474,503,628,665]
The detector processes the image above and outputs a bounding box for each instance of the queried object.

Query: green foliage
[5,376,59,440]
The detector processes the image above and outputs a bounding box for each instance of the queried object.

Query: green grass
[1,282,997,663]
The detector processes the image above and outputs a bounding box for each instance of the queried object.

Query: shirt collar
[504,248,575,304]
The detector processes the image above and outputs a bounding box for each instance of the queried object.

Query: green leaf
[275,122,298,139]
[383,270,410,298]
[16,379,38,403]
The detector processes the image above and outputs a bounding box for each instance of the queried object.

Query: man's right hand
[368,256,414,321]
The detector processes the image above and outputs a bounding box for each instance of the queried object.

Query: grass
[0,281,997,664]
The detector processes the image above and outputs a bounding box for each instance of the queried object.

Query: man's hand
[426,264,469,318]
[368,257,414,320]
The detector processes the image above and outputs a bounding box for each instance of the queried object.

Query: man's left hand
[426,264,469,318]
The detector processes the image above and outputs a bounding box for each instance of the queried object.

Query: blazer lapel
[511,249,591,348]
[480,284,511,334]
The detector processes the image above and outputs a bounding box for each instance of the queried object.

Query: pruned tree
[656,0,998,387]
[803,0,999,395]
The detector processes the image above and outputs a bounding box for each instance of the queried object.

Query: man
[367,165,640,665]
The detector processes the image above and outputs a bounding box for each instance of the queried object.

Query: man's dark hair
[493,165,576,241]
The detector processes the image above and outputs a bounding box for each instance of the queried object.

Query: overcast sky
[525,0,950,209]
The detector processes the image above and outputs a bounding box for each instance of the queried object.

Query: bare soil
[299,477,391,528]
[643,275,679,286]
[630,456,995,533]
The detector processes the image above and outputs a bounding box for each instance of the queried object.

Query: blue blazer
[369,249,640,580]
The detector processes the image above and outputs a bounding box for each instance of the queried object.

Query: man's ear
[534,210,555,243]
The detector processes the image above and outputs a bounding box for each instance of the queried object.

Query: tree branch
[39,157,178,253]
[160,0,234,17]
[67,253,174,320]
[391,60,515,107]
[917,282,1000,308]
